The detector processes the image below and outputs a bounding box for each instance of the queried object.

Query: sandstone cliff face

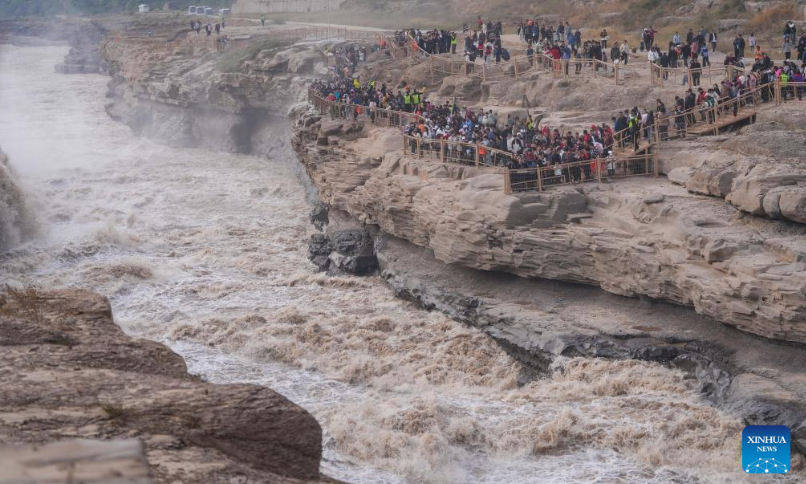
[0,288,327,483]
[102,28,325,151]
[294,117,806,345]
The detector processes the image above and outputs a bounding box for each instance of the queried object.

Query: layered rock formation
[293,117,806,345]
[0,288,330,483]
[665,103,806,225]
[102,28,325,151]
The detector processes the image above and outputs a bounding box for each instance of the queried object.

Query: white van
[188,6,196,14]
[204,7,214,16]
[138,4,150,13]
[219,8,231,15]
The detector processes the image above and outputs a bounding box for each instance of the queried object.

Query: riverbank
[0,287,331,483]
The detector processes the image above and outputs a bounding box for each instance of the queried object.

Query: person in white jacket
[620,41,630,64]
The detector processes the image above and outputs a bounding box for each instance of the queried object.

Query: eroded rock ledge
[0,289,331,484]
[293,116,806,345]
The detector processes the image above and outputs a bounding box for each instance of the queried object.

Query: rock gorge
[3,14,805,470]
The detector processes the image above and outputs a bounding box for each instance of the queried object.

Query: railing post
[417,137,422,159]
[776,80,782,105]
[482,63,487,81]
[403,136,408,154]
[504,169,511,194]
[440,138,445,163]
[537,166,543,191]
[475,144,480,167]
[514,61,519,80]
[614,63,620,85]
[653,150,659,177]
[597,159,602,184]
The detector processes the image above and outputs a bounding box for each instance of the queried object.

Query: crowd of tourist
[393,24,514,65]
[307,16,806,184]
[311,69,623,176]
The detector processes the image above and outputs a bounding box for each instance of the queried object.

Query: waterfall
[0,147,33,251]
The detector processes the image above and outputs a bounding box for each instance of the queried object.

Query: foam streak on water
[0,44,794,484]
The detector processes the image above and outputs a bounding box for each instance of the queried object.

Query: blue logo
[742,425,790,474]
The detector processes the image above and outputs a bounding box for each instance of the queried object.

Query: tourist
[709,30,718,51]
[620,40,629,64]
[784,21,797,44]
[733,34,745,60]
[783,38,793,60]
[701,44,711,67]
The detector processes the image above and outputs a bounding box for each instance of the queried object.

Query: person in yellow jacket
[353,77,361,90]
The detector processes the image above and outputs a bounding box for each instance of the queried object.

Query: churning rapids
[0,44,780,484]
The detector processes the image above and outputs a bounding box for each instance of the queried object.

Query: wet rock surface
[376,235,806,455]
[308,210,379,275]
[0,289,329,484]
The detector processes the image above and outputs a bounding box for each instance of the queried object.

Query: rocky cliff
[101,24,326,152]
[293,117,806,345]
[0,287,332,484]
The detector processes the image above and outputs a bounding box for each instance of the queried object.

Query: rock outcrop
[663,105,806,225]
[0,288,329,483]
[293,116,806,345]
[102,30,327,151]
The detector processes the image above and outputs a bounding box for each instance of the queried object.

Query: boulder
[667,166,695,185]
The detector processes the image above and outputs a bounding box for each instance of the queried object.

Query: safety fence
[401,133,658,193]
[401,134,513,170]
[776,81,806,103]
[308,89,426,128]
[649,63,734,88]
[505,153,657,193]
[660,84,768,137]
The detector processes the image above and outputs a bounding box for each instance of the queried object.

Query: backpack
[501,48,511,61]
